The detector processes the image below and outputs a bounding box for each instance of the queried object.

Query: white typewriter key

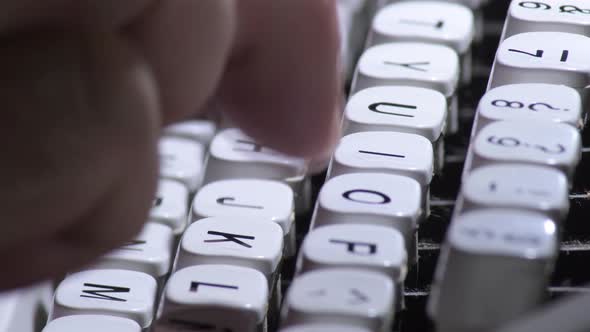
[371,2,474,82]
[156,265,268,332]
[470,121,581,180]
[0,284,52,332]
[491,32,590,89]
[204,128,307,185]
[475,83,583,131]
[51,270,157,329]
[95,222,174,280]
[343,86,446,171]
[298,224,407,310]
[460,165,569,221]
[163,120,217,145]
[343,86,447,142]
[504,0,590,39]
[330,131,433,187]
[176,217,284,278]
[354,43,459,132]
[428,209,558,332]
[312,173,421,262]
[159,137,205,192]
[43,315,141,332]
[192,179,296,256]
[281,269,395,332]
[280,324,371,332]
[149,179,189,235]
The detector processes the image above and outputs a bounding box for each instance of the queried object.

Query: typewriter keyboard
[7,0,590,331]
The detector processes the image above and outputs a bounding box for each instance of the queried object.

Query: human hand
[0,0,341,289]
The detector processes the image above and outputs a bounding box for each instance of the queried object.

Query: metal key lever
[493,287,590,332]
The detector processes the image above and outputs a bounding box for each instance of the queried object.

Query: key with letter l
[42,315,141,332]
[371,2,475,83]
[504,0,590,39]
[192,179,296,256]
[281,268,395,332]
[490,32,590,90]
[428,209,558,332]
[156,265,268,332]
[51,270,157,330]
[311,173,421,263]
[468,120,581,182]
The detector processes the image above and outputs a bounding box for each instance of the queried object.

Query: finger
[125,0,236,124]
[0,32,159,288]
[217,0,342,159]
[0,0,153,32]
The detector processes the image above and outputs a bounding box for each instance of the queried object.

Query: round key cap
[299,224,407,282]
[149,179,189,235]
[343,86,447,142]
[157,265,268,332]
[428,209,558,332]
[43,315,141,332]
[475,84,583,131]
[176,217,284,278]
[282,269,395,331]
[204,128,307,184]
[330,131,434,187]
[504,0,590,38]
[460,164,569,221]
[470,120,581,180]
[491,32,590,89]
[372,2,475,55]
[354,42,460,97]
[52,270,158,329]
[159,137,205,192]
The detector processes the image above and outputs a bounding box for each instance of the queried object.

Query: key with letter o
[490,32,590,90]
[474,83,583,132]
[281,268,395,332]
[343,86,447,171]
[459,164,569,221]
[468,120,581,181]
[312,173,422,263]
[43,315,141,332]
[504,0,590,39]
[156,265,269,332]
[428,209,558,332]
[51,270,157,330]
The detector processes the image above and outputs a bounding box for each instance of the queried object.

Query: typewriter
[6,0,590,331]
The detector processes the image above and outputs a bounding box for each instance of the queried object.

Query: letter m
[80,283,131,302]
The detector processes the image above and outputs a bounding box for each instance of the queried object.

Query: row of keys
[428,1,586,331]
[282,1,480,331]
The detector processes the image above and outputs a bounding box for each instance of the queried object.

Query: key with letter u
[159,137,205,192]
[281,268,395,332]
[42,315,141,332]
[156,265,269,332]
[503,0,590,39]
[311,173,421,263]
[490,32,590,90]
[428,209,558,332]
[50,269,157,330]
